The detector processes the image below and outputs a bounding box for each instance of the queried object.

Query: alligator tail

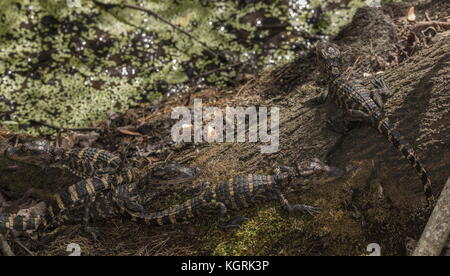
[372,112,433,202]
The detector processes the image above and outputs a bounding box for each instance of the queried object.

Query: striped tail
[0,213,51,231]
[0,209,78,231]
[373,112,433,202]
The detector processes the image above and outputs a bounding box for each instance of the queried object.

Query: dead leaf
[118,128,142,136]
[407,7,416,22]
[146,156,160,162]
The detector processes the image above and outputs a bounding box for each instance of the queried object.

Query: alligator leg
[372,76,389,96]
[207,201,247,229]
[371,90,384,109]
[112,186,145,216]
[322,112,361,161]
[118,195,144,214]
[322,108,372,161]
[310,88,329,106]
[274,189,321,216]
[346,109,371,122]
[325,112,349,134]
[371,76,389,108]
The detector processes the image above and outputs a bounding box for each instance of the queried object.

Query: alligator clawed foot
[372,77,389,95]
[288,204,321,216]
[116,195,145,214]
[219,217,249,230]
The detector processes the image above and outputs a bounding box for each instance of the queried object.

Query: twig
[343,55,361,78]
[0,233,14,256]
[412,21,450,31]
[413,175,450,256]
[92,0,220,58]
[194,62,242,81]
[236,77,256,96]
[14,239,35,256]
[29,120,102,132]
[256,23,289,29]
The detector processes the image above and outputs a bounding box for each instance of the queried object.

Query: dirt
[0,0,449,256]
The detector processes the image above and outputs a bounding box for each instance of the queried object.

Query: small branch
[413,175,450,256]
[14,239,35,256]
[257,24,289,29]
[194,62,242,81]
[412,21,450,31]
[29,120,102,133]
[92,0,220,59]
[0,233,14,256]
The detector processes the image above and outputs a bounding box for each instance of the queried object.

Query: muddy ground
[0,0,449,256]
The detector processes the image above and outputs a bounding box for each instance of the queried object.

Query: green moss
[147,91,162,101]
[0,0,404,136]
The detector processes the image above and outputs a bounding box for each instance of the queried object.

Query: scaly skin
[315,41,433,203]
[1,139,140,231]
[1,139,200,232]
[116,159,343,227]
[5,139,122,178]
[0,168,140,231]
[42,181,143,230]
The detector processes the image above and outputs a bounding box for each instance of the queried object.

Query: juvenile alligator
[116,159,343,227]
[1,139,141,231]
[315,41,433,202]
[1,139,199,232]
[0,167,141,231]
[5,138,122,178]
[0,180,143,233]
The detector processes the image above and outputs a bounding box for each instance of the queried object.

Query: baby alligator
[1,139,199,232]
[315,41,433,203]
[5,138,122,178]
[116,159,343,228]
[1,139,141,231]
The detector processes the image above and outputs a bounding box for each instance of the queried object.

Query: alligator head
[5,138,57,167]
[315,41,342,80]
[292,158,344,190]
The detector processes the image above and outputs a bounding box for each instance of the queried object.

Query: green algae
[0,0,404,136]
